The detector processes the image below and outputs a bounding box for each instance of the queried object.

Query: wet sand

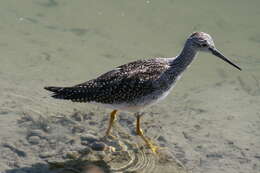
[1,76,260,173]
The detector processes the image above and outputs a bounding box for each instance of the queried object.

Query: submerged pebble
[254,154,260,160]
[2,143,27,157]
[28,129,46,138]
[206,153,223,159]
[71,112,83,121]
[39,151,56,158]
[158,135,167,142]
[72,125,85,133]
[28,136,41,145]
[91,142,106,151]
[81,134,98,143]
[81,141,89,146]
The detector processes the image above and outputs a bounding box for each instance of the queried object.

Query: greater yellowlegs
[44,32,241,153]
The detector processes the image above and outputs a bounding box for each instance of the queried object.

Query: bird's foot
[143,139,162,154]
[137,130,160,154]
[147,143,160,154]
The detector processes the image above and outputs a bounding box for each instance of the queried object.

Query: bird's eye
[201,43,207,47]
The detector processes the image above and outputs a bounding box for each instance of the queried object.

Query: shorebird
[44,32,241,153]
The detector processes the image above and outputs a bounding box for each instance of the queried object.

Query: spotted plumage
[45,58,175,107]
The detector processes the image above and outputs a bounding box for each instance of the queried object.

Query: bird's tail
[44,86,63,93]
[44,86,75,100]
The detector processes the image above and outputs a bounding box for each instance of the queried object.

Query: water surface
[0,0,260,173]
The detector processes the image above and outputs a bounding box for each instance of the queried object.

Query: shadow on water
[46,148,187,173]
[5,160,110,173]
[6,163,50,173]
[5,140,187,173]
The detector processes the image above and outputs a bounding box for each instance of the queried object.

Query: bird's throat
[170,41,198,73]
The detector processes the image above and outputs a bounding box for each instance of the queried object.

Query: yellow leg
[136,114,159,153]
[105,110,118,137]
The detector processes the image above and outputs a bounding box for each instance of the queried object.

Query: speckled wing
[44,58,170,104]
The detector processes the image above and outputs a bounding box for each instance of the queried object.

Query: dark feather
[44,58,172,104]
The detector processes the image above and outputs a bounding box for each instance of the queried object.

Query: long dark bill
[209,47,242,71]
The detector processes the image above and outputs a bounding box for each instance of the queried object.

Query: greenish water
[1,0,260,83]
[0,0,260,173]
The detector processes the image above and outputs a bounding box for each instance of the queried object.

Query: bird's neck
[169,41,198,73]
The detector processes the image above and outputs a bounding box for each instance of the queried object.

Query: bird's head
[188,32,241,71]
[189,32,215,51]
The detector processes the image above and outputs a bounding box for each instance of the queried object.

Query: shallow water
[0,0,260,173]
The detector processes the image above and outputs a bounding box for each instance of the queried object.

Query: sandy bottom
[0,75,259,173]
